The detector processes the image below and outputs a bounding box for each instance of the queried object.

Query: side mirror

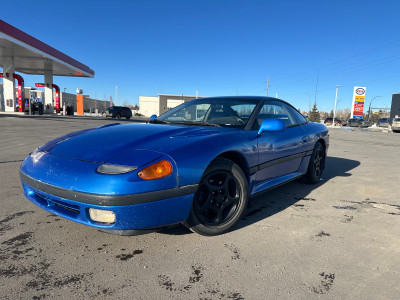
[258,118,286,135]
[149,114,157,121]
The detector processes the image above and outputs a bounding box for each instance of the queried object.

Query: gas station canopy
[0,19,94,77]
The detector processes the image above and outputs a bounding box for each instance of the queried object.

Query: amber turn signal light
[138,160,173,180]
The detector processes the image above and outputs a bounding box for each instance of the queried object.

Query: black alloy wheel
[185,158,248,236]
[313,146,323,178]
[302,142,325,184]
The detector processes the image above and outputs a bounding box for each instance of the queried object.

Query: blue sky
[2,0,400,112]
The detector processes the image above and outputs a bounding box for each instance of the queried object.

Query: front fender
[169,131,258,186]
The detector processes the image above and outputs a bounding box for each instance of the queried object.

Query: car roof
[199,96,302,113]
[203,96,270,101]
[201,96,303,108]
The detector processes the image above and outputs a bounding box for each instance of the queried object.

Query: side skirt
[250,172,304,198]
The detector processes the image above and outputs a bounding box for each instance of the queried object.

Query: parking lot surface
[1,115,399,299]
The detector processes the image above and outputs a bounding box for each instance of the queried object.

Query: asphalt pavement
[0,115,399,299]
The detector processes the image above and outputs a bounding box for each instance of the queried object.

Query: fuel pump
[35,83,60,113]
[13,74,25,112]
[0,72,25,112]
[52,84,60,113]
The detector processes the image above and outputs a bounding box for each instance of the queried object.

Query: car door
[255,101,308,185]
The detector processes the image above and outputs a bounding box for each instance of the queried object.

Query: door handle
[302,136,308,143]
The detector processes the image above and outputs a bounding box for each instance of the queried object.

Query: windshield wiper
[172,121,221,127]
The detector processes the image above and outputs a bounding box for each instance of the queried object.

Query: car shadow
[234,156,360,232]
[159,156,360,236]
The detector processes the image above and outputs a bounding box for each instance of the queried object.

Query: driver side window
[254,102,296,130]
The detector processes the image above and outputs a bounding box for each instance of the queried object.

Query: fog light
[89,208,116,224]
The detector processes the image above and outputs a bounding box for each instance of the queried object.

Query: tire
[185,158,249,236]
[126,116,131,120]
[302,142,325,184]
[116,113,121,119]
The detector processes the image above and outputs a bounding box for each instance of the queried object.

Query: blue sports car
[20,97,328,236]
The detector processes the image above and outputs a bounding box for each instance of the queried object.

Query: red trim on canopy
[0,20,94,76]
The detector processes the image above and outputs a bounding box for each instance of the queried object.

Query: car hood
[39,123,224,164]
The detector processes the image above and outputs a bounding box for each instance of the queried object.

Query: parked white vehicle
[392,118,400,133]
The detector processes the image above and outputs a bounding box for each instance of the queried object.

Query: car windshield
[155,98,259,128]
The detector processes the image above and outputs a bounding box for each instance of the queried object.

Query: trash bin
[33,102,44,115]
[66,105,74,115]
[38,103,43,115]
[32,103,38,114]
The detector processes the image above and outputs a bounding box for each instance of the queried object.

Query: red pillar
[52,84,60,113]
[13,74,25,112]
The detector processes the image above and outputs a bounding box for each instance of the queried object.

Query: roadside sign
[351,86,366,119]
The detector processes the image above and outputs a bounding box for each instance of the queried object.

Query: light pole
[306,93,314,116]
[335,98,343,122]
[333,85,340,126]
[115,86,118,106]
[368,96,382,121]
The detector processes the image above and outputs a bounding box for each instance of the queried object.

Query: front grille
[33,191,80,216]
[51,200,80,214]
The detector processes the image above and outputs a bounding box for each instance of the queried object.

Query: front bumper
[21,171,196,231]
[392,125,400,131]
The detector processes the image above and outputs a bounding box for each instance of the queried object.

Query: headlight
[97,164,137,174]
[138,160,172,180]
